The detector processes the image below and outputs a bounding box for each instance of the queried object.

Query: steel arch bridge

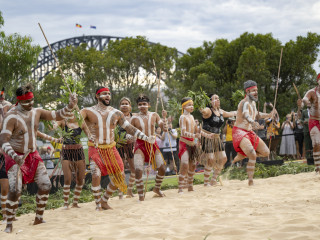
[31,35,183,81]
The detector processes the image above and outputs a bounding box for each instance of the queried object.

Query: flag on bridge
[76,23,82,28]
[90,25,97,29]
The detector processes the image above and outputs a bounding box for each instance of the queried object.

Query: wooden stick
[293,83,301,99]
[157,69,178,176]
[38,23,92,140]
[268,48,283,153]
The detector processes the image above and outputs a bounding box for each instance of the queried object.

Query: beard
[248,93,258,102]
[102,99,110,106]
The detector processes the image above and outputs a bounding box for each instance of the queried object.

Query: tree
[0,11,41,100]
[39,36,178,112]
[171,32,320,118]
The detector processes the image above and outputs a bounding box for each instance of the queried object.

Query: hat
[47,146,51,150]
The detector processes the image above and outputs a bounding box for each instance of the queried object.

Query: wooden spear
[268,48,283,153]
[38,23,92,139]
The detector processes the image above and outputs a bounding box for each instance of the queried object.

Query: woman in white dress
[279,113,296,159]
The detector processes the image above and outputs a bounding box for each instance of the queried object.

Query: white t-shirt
[162,129,177,152]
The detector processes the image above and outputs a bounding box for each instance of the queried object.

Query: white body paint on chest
[132,112,154,136]
[106,109,118,144]
[86,107,104,144]
[180,115,193,136]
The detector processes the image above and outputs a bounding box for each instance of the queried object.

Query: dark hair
[136,94,150,104]
[95,86,107,101]
[181,97,192,105]
[16,83,33,97]
[206,93,217,108]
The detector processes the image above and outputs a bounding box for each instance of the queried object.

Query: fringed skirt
[62,144,85,161]
[200,130,225,169]
[117,142,134,159]
[88,142,126,193]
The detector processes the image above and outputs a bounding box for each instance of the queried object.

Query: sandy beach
[1,172,320,240]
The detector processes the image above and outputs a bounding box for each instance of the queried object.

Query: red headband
[96,88,110,95]
[317,73,320,81]
[16,92,34,101]
[245,86,257,91]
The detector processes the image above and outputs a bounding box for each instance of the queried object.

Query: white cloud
[0,0,320,54]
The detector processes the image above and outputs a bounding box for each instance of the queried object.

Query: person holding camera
[162,123,178,175]
[223,117,237,167]
[279,113,296,159]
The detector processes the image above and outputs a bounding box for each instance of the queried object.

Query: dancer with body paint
[232,80,273,186]
[200,94,237,186]
[298,73,320,172]
[0,84,77,233]
[0,88,12,223]
[117,97,136,198]
[54,114,87,209]
[130,94,168,201]
[80,88,155,210]
[178,97,201,193]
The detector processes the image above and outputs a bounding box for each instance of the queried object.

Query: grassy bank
[0,162,315,220]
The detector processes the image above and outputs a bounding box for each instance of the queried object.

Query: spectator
[41,146,54,169]
[299,102,313,164]
[223,117,237,167]
[293,112,304,159]
[155,127,164,155]
[279,113,296,159]
[162,123,178,175]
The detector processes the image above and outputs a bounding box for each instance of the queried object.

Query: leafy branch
[187,87,211,110]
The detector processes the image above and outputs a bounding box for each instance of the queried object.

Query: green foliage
[167,98,181,120]
[187,88,211,110]
[170,32,320,118]
[0,29,41,100]
[58,76,84,104]
[114,125,127,148]
[231,90,245,105]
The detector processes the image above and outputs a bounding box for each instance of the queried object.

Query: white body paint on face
[20,101,34,106]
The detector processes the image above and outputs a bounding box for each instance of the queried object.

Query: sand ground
[1,172,320,240]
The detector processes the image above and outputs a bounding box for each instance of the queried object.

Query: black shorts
[62,145,85,161]
[0,154,8,179]
[117,143,134,159]
[162,151,177,164]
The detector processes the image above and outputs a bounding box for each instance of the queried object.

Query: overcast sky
[1,0,320,58]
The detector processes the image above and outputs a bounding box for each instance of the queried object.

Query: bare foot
[101,200,112,210]
[119,195,124,200]
[210,179,218,186]
[4,224,12,233]
[248,180,254,186]
[178,189,183,194]
[188,186,194,192]
[71,203,80,208]
[63,204,69,210]
[96,206,103,211]
[33,218,46,225]
[138,195,145,201]
[126,189,134,198]
[153,188,165,197]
